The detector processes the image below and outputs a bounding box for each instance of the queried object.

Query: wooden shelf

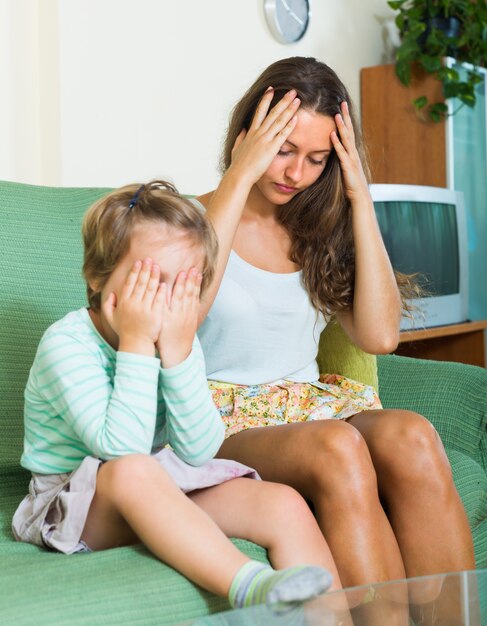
[396,321,487,367]
[360,63,447,186]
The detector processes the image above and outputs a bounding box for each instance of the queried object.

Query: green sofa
[1,179,487,625]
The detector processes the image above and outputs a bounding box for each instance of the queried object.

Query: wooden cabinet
[397,321,487,368]
[360,64,447,187]
[360,63,487,367]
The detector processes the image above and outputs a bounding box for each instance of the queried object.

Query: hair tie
[128,184,145,210]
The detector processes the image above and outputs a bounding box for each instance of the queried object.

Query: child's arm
[156,270,225,466]
[30,326,160,461]
[159,336,224,466]
[28,261,167,464]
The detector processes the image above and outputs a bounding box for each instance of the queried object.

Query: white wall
[2,0,397,193]
[0,1,41,183]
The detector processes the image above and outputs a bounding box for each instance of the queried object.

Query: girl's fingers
[121,260,142,299]
[132,258,153,300]
[171,271,186,305]
[194,272,203,299]
[192,273,203,311]
[154,281,167,314]
[102,292,116,327]
[144,263,161,303]
[185,268,202,304]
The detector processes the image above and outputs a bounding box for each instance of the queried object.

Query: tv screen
[374,199,459,296]
[369,184,468,330]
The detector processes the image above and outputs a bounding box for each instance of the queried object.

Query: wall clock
[264,0,310,44]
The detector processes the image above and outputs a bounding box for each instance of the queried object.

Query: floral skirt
[209,374,382,439]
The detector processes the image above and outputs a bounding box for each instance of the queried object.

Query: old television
[370,184,469,330]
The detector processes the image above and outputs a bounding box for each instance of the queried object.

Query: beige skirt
[12,449,259,554]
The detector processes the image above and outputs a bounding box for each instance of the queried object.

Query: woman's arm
[198,88,301,324]
[333,102,401,354]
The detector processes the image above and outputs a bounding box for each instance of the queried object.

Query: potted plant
[388,0,487,121]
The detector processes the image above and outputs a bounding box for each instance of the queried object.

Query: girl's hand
[228,88,301,186]
[331,101,370,202]
[103,259,165,356]
[157,268,202,368]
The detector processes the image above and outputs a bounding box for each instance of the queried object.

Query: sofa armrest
[377,354,487,469]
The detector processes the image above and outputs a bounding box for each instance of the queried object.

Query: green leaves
[388,0,407,10]
[428,102,449,122]
[419,54,442,73]
[413,95,428,109]
[388,0,486,122]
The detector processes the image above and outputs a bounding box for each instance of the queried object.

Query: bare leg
[216,420,407,589]
[81,454,333,603]
[348,409,475,578]
[188,476,343,590]
[81,454,247,596]
[349,409,475,626]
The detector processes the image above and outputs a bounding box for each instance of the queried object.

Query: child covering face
[12,180,343,611]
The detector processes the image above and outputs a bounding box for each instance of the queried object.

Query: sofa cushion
[0,536,267,626]
[317,320,378,391]
[447,450,487,531]
[0,181,110,472]
[378,354,487,466]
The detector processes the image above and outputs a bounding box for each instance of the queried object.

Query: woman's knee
[304,421,378,497]
[369,410,452,487]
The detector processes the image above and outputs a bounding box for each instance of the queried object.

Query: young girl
[194,57,475,591]
[11,180,339,609]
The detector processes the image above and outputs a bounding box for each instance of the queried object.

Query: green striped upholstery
[378,354,487,566]
[1,179,487,623]
[0,182,110,473]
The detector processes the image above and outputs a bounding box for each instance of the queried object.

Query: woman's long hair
[221,56,418,318]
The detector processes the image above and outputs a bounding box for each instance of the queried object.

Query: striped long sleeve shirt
[21,308,225,474]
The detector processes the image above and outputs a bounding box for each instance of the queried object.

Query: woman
[195,56,474,590]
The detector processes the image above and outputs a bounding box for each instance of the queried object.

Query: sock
[228,560,332,609]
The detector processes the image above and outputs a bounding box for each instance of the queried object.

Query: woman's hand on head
[156,268,202,369]
[331,101,370,202]
[227,88,301,186]
[103,259,165,357]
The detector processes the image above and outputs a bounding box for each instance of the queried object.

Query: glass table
[179,569,487,625]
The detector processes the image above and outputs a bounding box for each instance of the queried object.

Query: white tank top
[198,248,326,385]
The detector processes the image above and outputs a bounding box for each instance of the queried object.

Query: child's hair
[221,56,419,318]
[82,180,218,311]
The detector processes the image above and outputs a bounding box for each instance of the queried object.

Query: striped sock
[228,561,332,609]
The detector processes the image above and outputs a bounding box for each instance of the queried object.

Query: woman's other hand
[228,88,301,187]
[331,101,370,203]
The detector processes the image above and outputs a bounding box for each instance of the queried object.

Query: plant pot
[418,15,462,55]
